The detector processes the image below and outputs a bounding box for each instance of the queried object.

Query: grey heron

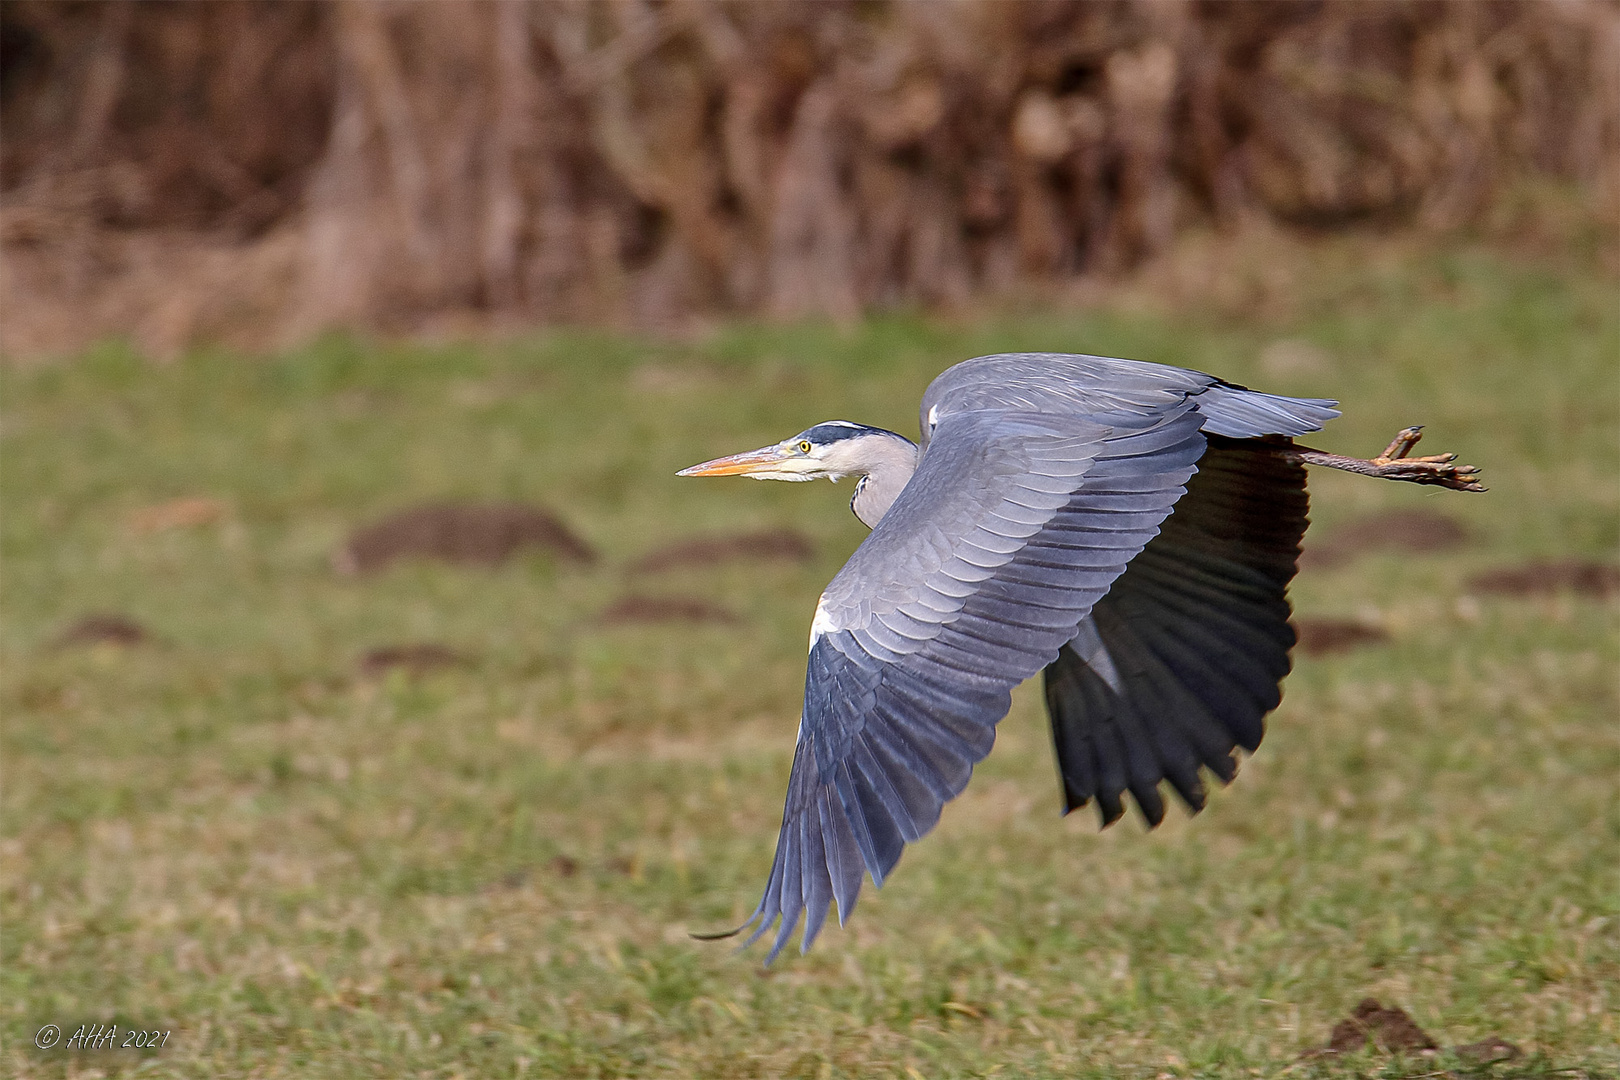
[678,352,1482,962]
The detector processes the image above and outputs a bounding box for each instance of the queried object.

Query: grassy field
[3,236,1617,1078]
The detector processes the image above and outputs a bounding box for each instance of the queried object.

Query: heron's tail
[1196,381,1340,439]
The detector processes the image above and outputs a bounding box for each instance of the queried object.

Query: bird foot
[1289,427,1485,491]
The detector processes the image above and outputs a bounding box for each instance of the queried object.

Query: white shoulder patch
[927,404,939,429]
[808,596,838,651]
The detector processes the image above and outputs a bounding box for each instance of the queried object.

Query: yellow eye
[798,441,813,454]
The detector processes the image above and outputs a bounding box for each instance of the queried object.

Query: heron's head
[677,422,915,483]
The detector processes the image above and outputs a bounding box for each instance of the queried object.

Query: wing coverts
[916,353,1339,444]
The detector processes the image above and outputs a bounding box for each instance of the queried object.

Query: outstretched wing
[1045,436,1309,828]
[736,403,1210,961]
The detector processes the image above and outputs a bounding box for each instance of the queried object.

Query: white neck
[848,435,919,528]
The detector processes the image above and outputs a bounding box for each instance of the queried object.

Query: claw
[1288,427,1485,492]
[1376,426,1425,462]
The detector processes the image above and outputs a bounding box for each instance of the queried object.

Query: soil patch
[599,595,741,626]
[1292,618,1390,656]
[547,855,579,878]
[1327,999,1437,1054]
[632,529,814,574]
[336,502,595,574]
[53,614,155,649]
[1467,559,1619,598]
[357,643,470,677]
[1302,509,1469,569]
[1313,998,1524,1065]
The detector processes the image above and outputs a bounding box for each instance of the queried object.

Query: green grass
[3,237,1617,1078]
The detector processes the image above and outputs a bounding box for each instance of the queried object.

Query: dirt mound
[1292,618,1390,656]
[1314,998,1524,1065]
[1468,559,1619,598]
[632,529,814,574]
[1328,998,1437,1053]
[599,596,741,627]
[336,502,594,574]
[52,613,154,648]
[357,643,469,678]
[1302,509,1470,569]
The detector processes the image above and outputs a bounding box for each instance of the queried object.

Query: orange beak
[676,445,799,477]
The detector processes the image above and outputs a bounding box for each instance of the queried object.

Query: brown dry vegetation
[3,0,1616,358]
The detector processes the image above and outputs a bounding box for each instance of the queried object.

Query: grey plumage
[679,352,1350,963]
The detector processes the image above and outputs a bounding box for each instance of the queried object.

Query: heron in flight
[678,353,1482,963]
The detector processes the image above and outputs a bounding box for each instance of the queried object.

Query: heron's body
[679,352,1481,962]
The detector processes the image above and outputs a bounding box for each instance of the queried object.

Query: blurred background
[4,3,1619,1077]
[2,0,1615,357]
